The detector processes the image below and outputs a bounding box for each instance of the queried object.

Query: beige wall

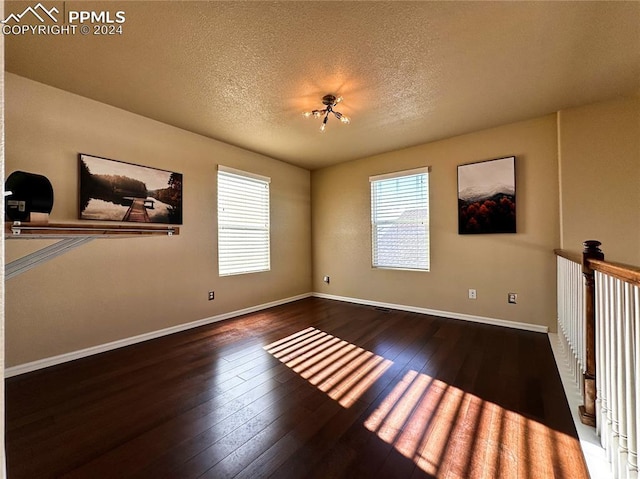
[4,74,311,367]
[559,96,640,265]
[312,115,560,330]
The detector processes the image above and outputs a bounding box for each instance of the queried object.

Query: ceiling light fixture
[303,94,350,132]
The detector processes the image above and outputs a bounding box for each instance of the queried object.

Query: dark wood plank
[5,297,589,479]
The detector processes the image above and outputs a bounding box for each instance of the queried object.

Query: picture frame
[457,156,516,234]
[79,153,183,224]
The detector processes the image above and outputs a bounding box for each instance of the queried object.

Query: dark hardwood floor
[5,297,589,478]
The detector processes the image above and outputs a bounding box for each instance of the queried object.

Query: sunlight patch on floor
[364,369,585,478]
[264,328,392,407]
[265,328,588,478]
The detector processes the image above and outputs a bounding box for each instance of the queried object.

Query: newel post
[580,240,604,427]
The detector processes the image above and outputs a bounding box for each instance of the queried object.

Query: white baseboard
[5,293,312,378]
[312,292,549,333]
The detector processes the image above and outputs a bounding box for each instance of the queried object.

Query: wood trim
[587,258,640,287]
[554,249,582,264]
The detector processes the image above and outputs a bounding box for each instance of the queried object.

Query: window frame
[217,165,271,276]
[370,166,431,272]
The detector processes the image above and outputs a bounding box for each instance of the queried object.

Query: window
[218,165,270,276]
[370,167,430,271]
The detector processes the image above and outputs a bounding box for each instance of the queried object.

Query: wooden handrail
[587,258,640,287]
[554,249,582,264]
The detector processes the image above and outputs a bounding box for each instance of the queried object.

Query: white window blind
[218,165,270,276]
[370,167,430,271]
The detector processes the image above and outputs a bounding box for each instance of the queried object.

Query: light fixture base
[322,95,337,106]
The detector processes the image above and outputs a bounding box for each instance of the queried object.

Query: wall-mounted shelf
[5,221,180,279]
[6,221,179,238]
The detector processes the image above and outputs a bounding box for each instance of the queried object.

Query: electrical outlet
[468,289,477,300]
[508,293,517,304]
[208,291,215,301]
[323,276,330,284]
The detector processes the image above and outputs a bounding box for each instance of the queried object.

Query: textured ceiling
[5,1,640,170]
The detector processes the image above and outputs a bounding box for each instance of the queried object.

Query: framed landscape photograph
[457,156,516,234]
[79,154,183,224]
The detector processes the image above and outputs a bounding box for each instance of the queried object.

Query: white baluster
[597,271,605,438]
[624,282,637,479]
[611,276,620,476]
[631,284,640,479]
[605,274,614,460]
[616,278,628,478]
